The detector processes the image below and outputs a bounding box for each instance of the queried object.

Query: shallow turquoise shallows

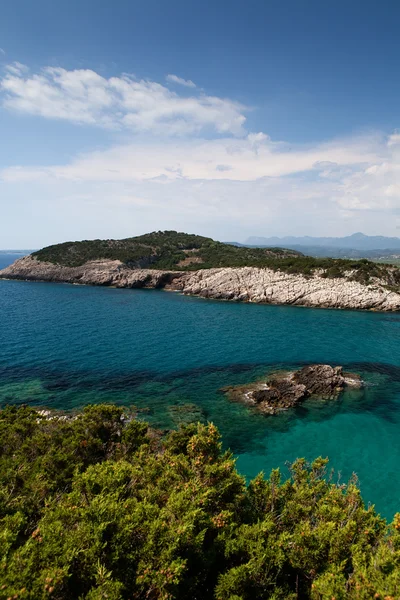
[1,262,400,520]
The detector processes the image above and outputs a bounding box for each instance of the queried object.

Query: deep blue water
[1,253,400,520]
[0,253,28,270]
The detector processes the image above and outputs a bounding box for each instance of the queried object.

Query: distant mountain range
[231,233,400,258]
[245,232,400,250]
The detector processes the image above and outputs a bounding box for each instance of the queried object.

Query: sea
[1,252,400,520]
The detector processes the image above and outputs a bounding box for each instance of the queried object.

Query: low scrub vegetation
[31,231,400,289]
[1,403,400,599]
[32,231,301,269]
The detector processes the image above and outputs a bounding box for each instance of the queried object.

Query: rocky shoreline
[223,364,363,415]
[1,255,400,311]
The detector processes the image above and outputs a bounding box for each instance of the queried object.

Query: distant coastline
[0,249,36,254]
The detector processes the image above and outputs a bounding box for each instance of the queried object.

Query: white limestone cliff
[1,255,400,311]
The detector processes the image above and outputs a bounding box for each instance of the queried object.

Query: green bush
[1,404,400,598]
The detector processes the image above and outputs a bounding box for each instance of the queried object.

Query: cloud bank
[1,63,400,246]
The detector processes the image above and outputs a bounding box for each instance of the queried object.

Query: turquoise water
[1,261,400,520]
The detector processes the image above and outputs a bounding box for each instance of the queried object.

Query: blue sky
[1,0,400,247]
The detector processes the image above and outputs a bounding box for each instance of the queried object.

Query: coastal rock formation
[0,255,184,288]
[224,364,362,415]
[177,267,400,311]
[1,256,400,311]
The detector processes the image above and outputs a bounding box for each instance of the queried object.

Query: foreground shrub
[0,404,399,599]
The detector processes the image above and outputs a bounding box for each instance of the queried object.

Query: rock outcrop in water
[224,364,363,415]
[1,255,400,311]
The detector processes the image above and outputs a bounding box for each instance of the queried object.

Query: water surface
[0,267,399,520]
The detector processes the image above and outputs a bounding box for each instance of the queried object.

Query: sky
[1,0,400,247]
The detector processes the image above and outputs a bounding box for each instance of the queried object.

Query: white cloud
[4,61,28,76]
[166,74,196,88]
[1,62,400,245]
[387,132,400,147]
[3,127,400,243]
[3,163,399,248]
[0,48,5,56]
[0,64,245,136]
[0,132,380,184]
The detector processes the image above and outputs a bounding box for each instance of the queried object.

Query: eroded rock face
[0,256,184,289]
[1,256,400,311]
[178,267,400,311]
[224,364,362,415]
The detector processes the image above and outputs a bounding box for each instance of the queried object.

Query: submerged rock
[168,403,206,426]
[224,364,362,415]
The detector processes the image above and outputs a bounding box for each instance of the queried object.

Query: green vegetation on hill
[32,230,302,269]
[31,231,400,288]
[2,403,400,599]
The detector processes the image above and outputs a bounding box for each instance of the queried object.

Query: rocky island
[1,230,400,311]
[224,364,363,414]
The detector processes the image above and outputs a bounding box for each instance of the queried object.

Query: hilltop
[32,230,302,270]
[27,230,400,284]
[23,230,400,289]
